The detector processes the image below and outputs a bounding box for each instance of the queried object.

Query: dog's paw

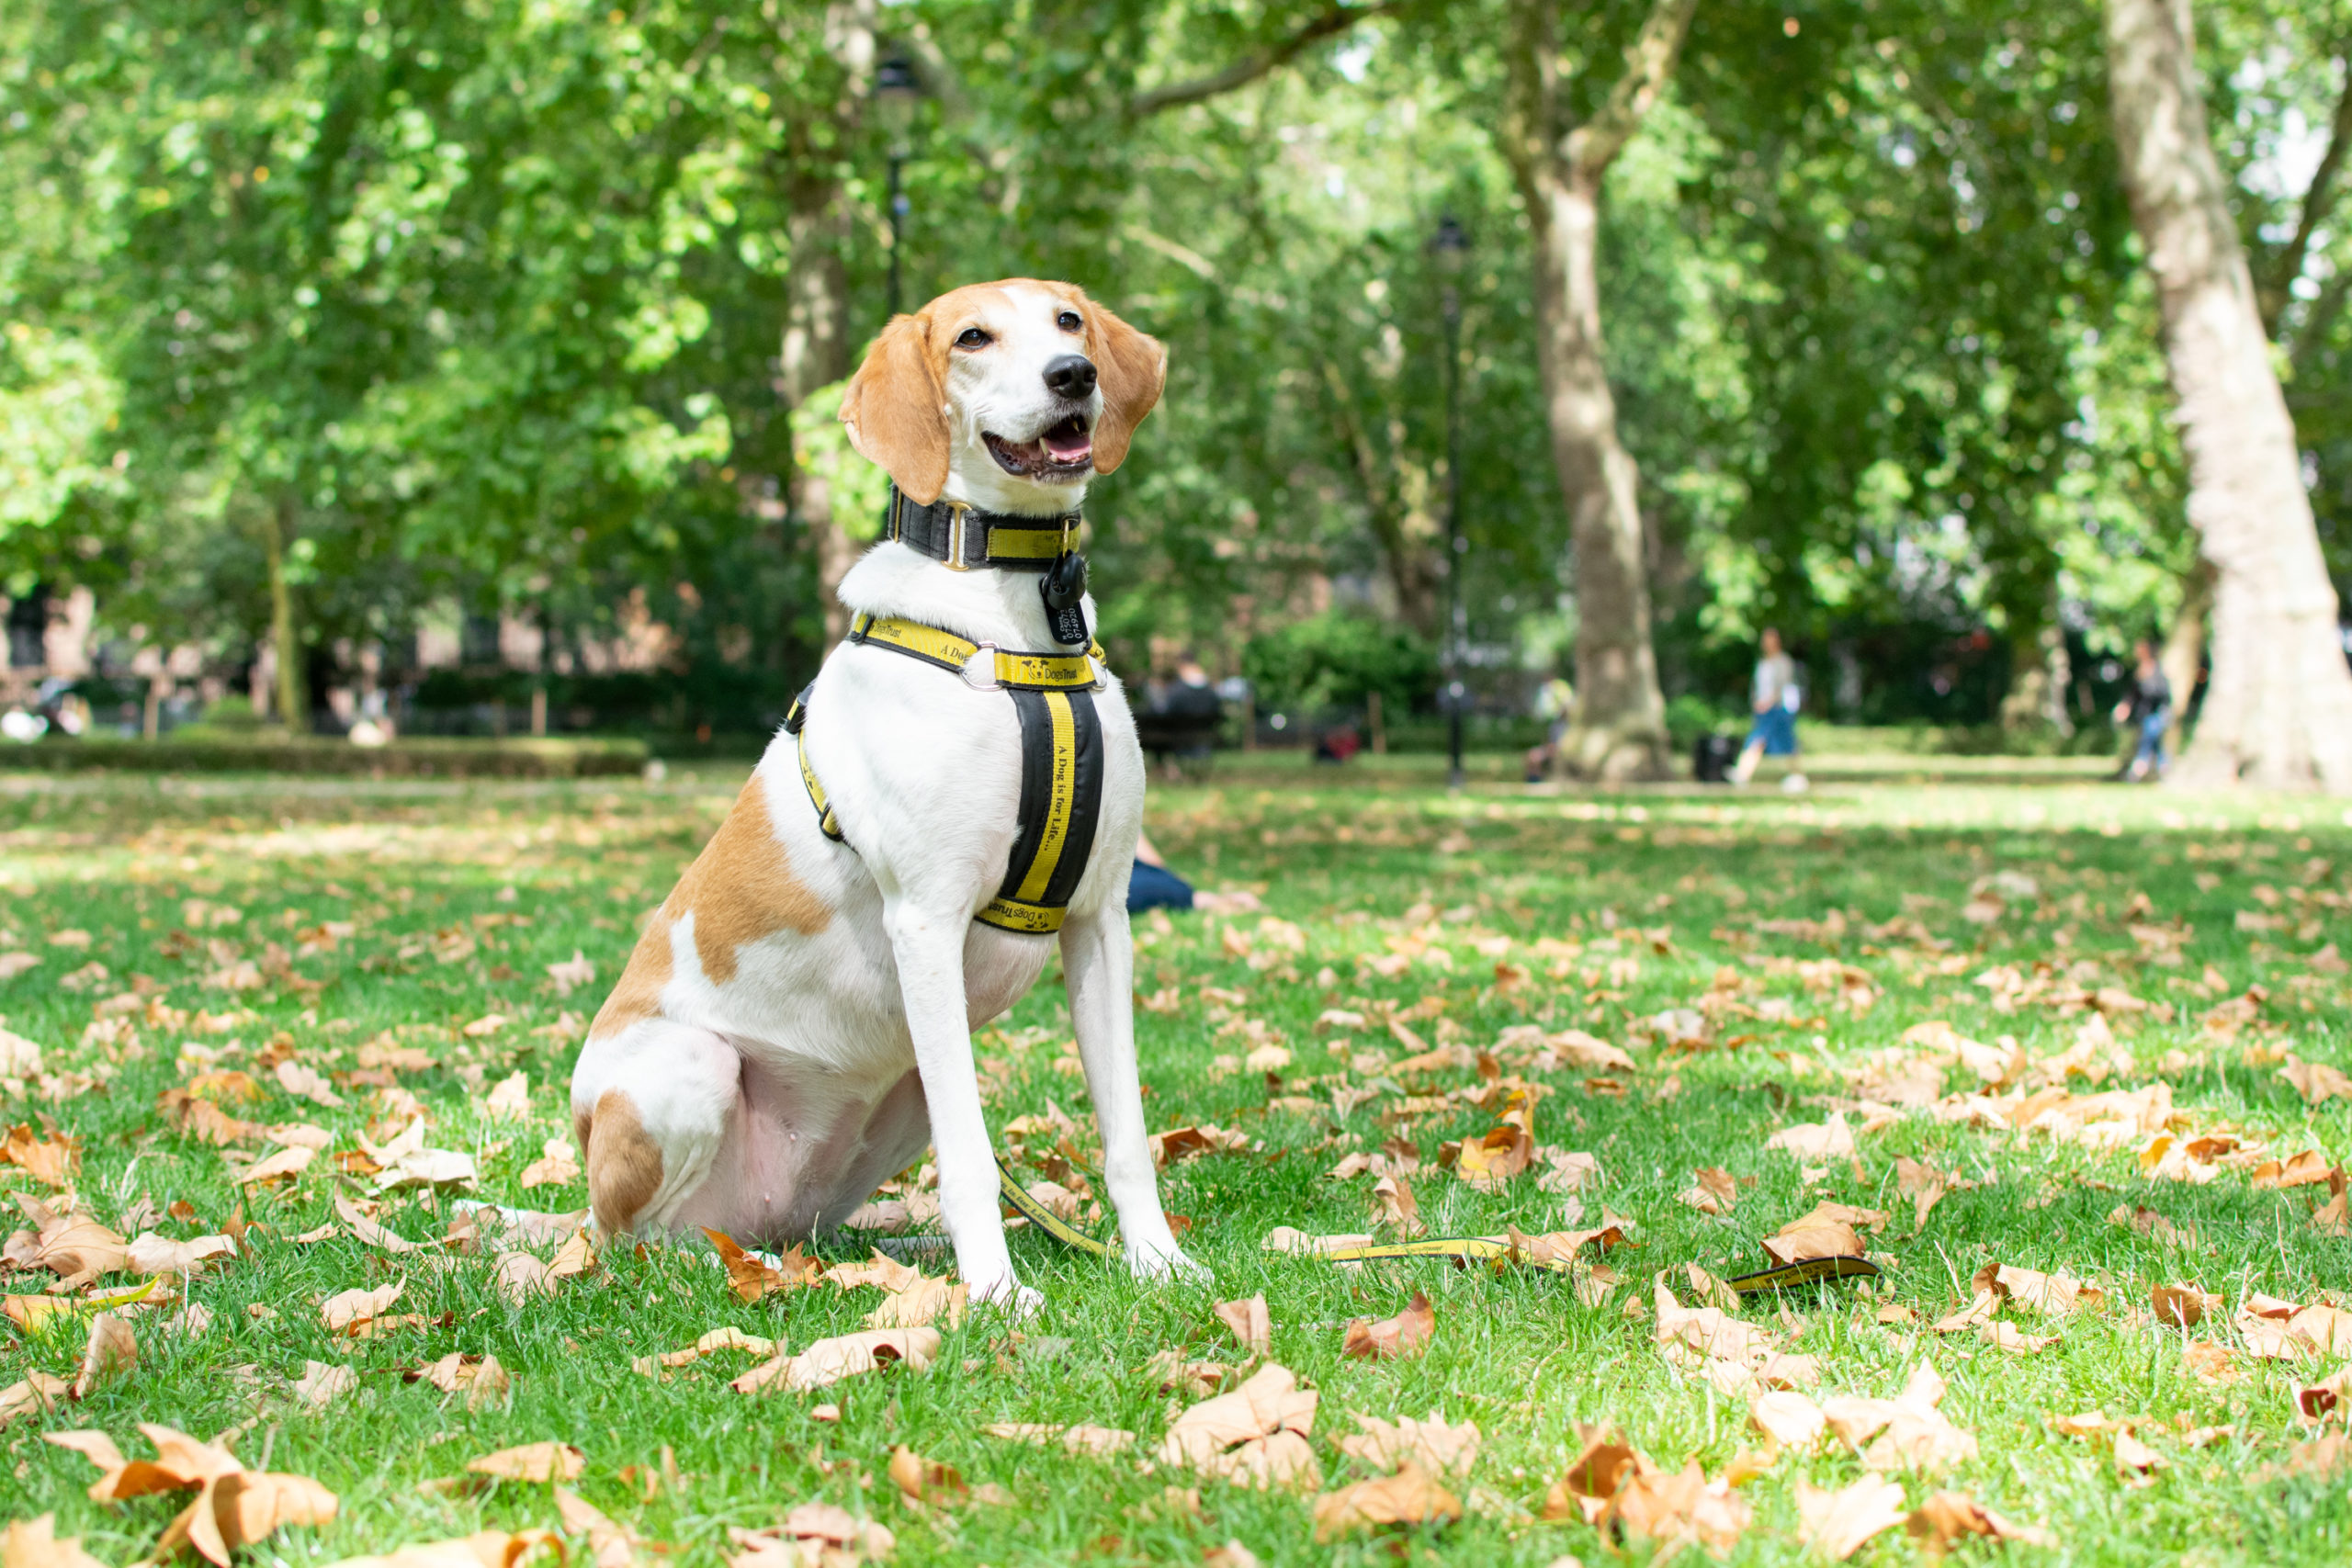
[1127,1240,1208,1286]
[970,1275,1046,1320]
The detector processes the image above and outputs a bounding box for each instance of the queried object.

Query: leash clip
[961,641,1001,692]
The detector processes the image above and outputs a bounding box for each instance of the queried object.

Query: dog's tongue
[1043,418,1091,458]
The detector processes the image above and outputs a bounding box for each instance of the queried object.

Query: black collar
[885,487,1080,572]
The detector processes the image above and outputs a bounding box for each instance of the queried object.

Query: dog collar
[885,487,1078,573]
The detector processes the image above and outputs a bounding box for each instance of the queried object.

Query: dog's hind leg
[571,1022,741,1236]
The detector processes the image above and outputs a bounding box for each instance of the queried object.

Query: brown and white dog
[570,280,1197,1308]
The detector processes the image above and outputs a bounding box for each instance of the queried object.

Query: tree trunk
[266,495,307,735]
[1319,358,1441,634]
[2104,0,2352,790]
[1523,168,1667,778]
[2160,553,2214,758]
[1499,0,1694,782]
[781,188,861,647]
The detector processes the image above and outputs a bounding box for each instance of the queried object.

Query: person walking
[2112,637,2173,781]
[1730,627,1803,787]
[1522,671,1576,782]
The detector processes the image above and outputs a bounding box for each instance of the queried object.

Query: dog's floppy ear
[1086,299,1166,475]
[841,313,950,504]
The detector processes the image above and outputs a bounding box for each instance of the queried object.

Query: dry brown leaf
[704,1230,820,1303]
[1819,1365,1979,1472]
[2153,1283,2221,1328]
[554,1487,649,1568]
[290,1361,357,1413]
[0,1514,112,1568]
[1540,1427,1638,1524]
[485,1073,532,1122]
[0,1124,80,1186]
[67,1313,136,1401]
[126,1233,237,1277]
[1978,1321,2061,1355]
[2113,1429,2165,1483]
[1341,1290,1434,1360]
[334,1196,428,1254]
[324,1530,564,1568]
[1971,1262,2087,1316]
[979,1422,1136,1455]
[520,1140,582,1190]
[726,1506,893,1568]
[2295,1369,2352,1425]
[631,1328,776,1380]
[1749,1391,1826,1450]
[0,1371,71,1429]
[1370,1172,1419,1234]
[1894,1157,1951,1229]
[322,1280,405,1333]
[2282,1058,2352,1104]
[466,1443,585,1483]
[2253,1150,2335,1189]
[1310,1463,1461,1540]
[159,1471,340,1568]
[1796,1475,1909,1561]
[1332,1412,1480,1478]
[1158,1361,1320,1490]
[888,1446,967,1506]
[1905,1491,2056,1551]
[1678,1167,1737,1215]
[1214,1294,1272,1358]
[1765,1112,1855,1161]
[1452,1089,1534,1188]
[1763,1217,1864,1267]
[730,1328,940,1394]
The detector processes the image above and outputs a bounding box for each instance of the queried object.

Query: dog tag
[1040,551,1090,647]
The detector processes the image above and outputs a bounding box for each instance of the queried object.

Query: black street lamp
[1431,214,1471,790]
[874,52,923,321]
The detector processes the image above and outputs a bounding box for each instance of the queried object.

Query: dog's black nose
[1043,354,1097,399]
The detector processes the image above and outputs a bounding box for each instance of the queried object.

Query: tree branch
[1130,2,1396,118]
[2264,52,2352,338]
[1562,0,1702,184]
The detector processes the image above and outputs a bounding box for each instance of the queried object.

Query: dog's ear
[1086,299,1166,475]
[841,313,950,504]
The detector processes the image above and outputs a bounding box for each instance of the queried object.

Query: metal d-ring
[961,641,1001,692]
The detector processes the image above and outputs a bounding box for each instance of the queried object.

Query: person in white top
[1730,626,1804,786]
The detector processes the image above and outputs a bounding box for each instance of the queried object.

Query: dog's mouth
[983,415,1093,479]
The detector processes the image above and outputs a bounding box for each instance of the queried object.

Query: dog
[570,279,1197,1308]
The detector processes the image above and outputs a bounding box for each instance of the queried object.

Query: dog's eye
[955,327,991,348]
[1056,310,1082,333]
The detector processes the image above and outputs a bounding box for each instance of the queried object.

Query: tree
[2105,0,2352,789]
[1499,0,1697,780]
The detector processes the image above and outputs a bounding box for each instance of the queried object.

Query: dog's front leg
[1061,902,1201,1281]
[884,897,1033,1311]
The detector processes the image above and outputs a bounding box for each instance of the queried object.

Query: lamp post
[874,52,923,320]
[1431,214,1470,790]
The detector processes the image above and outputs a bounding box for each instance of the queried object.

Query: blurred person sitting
[1136,650,1223,778]
[1729,627,1804,787]
[2112,637,2172,782]
[1127,830,1261,916]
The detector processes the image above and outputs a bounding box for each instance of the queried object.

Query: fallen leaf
[1311,1463,1462,1540]
[1749,1390,1826,1450]
[555,1486,649,1568]
[2153,1283,2221,1328]
[2282,1057,2352,1104]
[1679,1167,1737,1215]
[730,1328,940,1394]
[0,1371,71,1428]
[319,1530,562,1568]
[239,1145,316,1186]
[69,1313,136,1400]
[1333,1412,1481,1477]
[322,1280,406,1334]
[1215,1294,1272,1358]
[1763,1215,1864,1267]
[334,1197,427,1255]
[1158,1361,1321,1489]
[888,1446,967,1506]
[2113,1429,2165,1483]
[1796,1475,1909,1561]
[979,1422,1136,1455]
[631,1328,777,1380]
[1905,1491,2056,1551]
[273,1062,345,1109]
[127,1233,237,1277]
[0,1515,110,1568]
[1820,1365,1979,1472]
[46,1425,334,1568]
[2295,1368,2352,1425]
[1370,1172,1419,1234]
[465,1443,584,1483]
[1894,1157,1951,1229]
[1342,1290,1434,1360]
[1765,1112,1855,1161]
[704,1230,820,1303]
[291,1360,357,1413]
[726,1506,893,1568]
[520,1139,582,1190]
[1971,1262,2087,1316]
[0,1124,79,1186]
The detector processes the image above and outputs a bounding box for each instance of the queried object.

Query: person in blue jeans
[2113,638,2173,781]
[1729,627,1802,786]
[1127,831,1257,915]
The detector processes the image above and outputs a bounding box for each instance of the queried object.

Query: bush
[1241,613,1436,718]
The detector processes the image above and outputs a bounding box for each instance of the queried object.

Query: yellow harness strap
[848,613,1102,693]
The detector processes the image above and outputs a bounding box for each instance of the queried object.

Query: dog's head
[840,279,1166,512]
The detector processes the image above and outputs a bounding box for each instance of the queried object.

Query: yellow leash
[993,1156,1878,1296]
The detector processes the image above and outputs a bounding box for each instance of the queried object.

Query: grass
[2,758,2349,1565]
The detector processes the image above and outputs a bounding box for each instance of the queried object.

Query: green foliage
[1240,609,1436,716]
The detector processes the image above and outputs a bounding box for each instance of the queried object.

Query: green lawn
[3,760,2349,1565]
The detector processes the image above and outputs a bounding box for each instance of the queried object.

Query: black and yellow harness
[788,488,1108,936]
